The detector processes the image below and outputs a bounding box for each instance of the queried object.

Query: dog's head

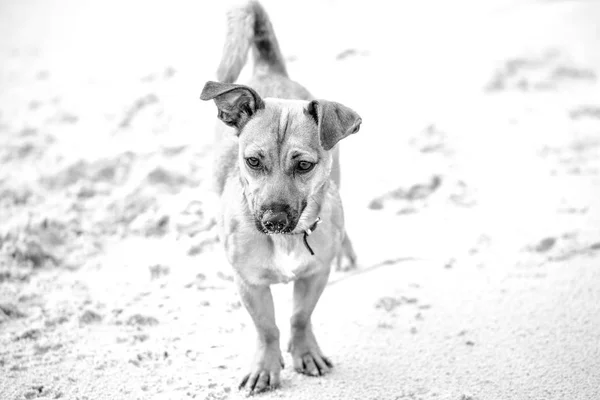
[201,81,361,234]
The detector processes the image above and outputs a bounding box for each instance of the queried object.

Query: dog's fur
[201,1,361,394]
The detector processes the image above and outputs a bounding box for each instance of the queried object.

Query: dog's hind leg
[336,232,357,271]
[329,147,358,271]
[288,268,333,376]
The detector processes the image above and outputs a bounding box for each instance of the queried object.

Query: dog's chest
[221,222,322,285]
[269,243,311,282]
[257,235,319,284]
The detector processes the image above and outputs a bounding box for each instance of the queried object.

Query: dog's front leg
[288,268,333,376]
[236,279,284,394]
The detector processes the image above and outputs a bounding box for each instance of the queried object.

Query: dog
[200,0,362,394]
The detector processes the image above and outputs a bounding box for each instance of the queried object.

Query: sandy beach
[1,0,599,399]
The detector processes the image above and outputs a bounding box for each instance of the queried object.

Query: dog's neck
[290,180,330,255]
[291,178,329,232]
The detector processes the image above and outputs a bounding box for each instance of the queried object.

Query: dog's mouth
[253,202,306,235]
[255,224,296,235]
[253,212,299,235]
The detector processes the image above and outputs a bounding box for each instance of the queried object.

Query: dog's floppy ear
[200,81,265,130]
[306,100,362,151]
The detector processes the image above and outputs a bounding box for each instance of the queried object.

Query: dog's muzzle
[256,203,299,234]
[261,210,289,233]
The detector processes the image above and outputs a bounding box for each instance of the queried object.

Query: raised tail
[217,1,288,83]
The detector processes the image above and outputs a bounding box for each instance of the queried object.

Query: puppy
[201,0,361,394]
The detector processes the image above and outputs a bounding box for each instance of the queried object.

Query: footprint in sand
[485,49,596,92]
[368,175,442,212]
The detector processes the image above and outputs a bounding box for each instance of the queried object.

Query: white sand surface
[1,0,599,399]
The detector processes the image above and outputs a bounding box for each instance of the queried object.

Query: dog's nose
[262,211,289,233]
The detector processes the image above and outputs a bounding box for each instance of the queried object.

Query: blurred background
[1,0,599,399]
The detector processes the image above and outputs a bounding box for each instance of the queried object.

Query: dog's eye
[296,161,314,173]
[246,157,261,169]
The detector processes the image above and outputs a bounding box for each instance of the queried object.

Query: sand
[1,0,599,399]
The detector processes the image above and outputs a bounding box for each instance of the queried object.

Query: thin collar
[299,217,321,256]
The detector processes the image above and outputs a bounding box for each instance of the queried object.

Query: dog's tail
[217,1,288,83]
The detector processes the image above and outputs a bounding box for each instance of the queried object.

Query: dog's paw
[238,347,284,395]
[290,348,333,377]
[288,337,333,377]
